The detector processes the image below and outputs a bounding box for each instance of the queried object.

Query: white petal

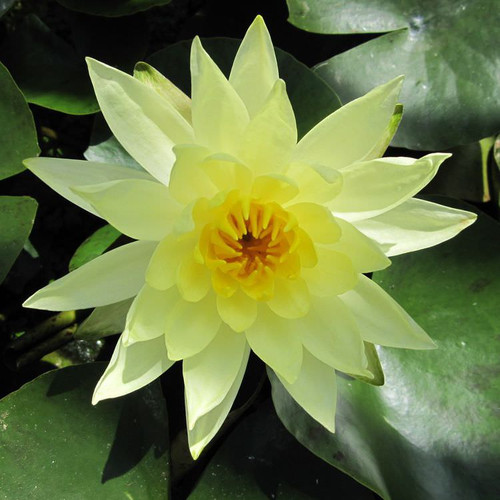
[184,324,249,429]
[24,157,153,217]
[74,179,181,241]
[190,37,249,155]
[23,241,156,311]
[272,349,337,433]
[188,348,248,459]
[353,197,477,257]
[92,334,174,404]
[329,153,450,222]
[294,76,403,169]
[229,15,279,117]
[76,299,133,339]
[87,58,193,184]
[339,275,436,349]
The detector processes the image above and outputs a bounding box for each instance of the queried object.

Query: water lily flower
[23,16,476,459]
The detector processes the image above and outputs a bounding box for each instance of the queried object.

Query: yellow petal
[245,305,303,384]
[339,275,436,349]
[229,15,279,117]
[73,179,181,241]
[190,37,249,155]
[177,251,211,302]
[184,324,249,430]
[87,57,193,184]
[216,289,258,332]
[287,202,341,244]
[251,174,298,204]
[267,277,310,319]
[164,292,221,360]
[24,241,156,311]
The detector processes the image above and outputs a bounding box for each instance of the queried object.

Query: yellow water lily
[23,16,476,459]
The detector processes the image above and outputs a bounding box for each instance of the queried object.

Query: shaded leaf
[0,363,170,499]
[288,0,500,149]
[0,0,15,17]
[55,0,172,17]
[271,198,500,499]
[68,224,122,272]
[0,196,37,284]
[0,62,39,180]
[188,399,373,499]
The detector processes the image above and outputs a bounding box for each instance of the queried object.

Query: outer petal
[339,275,436,349]
[299,295,370,377]
[74,179,181,241]
[24,157,153,217]
[246,305,303,384]
[330,217,391,273]
[293,76,403,170]
[190,37,249,155]
[217,289,258,332]
[183,324,249,430]
[239,79,297,176]
[353,197,478,257]
[92,334,174,404]
[87,58,193,185]
[24,241,157,311]
[187,347,249,459]
[271,349,337,433]
[329,153,450,222]
[164,292,221,360]
[229,15,279,117]
[123,285,178,345]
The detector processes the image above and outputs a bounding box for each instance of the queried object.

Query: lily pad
[0,62,39,180]
[0,363,170,499]
[188,399,373,499]
[55,0,172,17]
[270,198,500,499]
[287,0,500,150]
[0,196,37,285]
[147,38,341,139]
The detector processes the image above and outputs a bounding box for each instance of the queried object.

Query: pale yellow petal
[177,251,211,302]
[92,334,175,404]
[329,153,450,222]
[87,58,193,184]
[287,202,341,244]
[251,174,298,204]
[272,349,337,433]
[331,217,391,273]
[239,79,296,176]
[245,306,303,383]
[353,197,477,257]
[188,347,248,459]
[302,247,358,297]
[339,275,436,349]
[24,157,153,217]
[229,15,279,117]
[293,76,403,170]
[24,241,156,311]
[164,292,221,360]
[190,37,249,155]
[184,324,249,429]
[217,289,258,332]
[73,179,181,241]
[267,277,310,319]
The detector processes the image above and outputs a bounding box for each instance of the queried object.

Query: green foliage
[55,0,172,17]
[0,62,39,180]
[0,196,37,284]
[0,363,170,499]
[288,0,500,150]
[271,198,500,499]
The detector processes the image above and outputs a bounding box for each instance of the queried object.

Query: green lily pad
[270,198,500,499]
[188,399,373,499]
[0,62,39,180]
[69,224,122,272]
[0,196,37,284]
[55,0,172,17]
[147,38,341,139]
[287,0,500,150]
[0,363,170,499]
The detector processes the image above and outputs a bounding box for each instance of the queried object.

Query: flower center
[198,193,302,300]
